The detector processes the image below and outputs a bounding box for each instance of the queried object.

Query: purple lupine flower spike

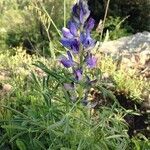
[60,0,97,80]
[86,53,97,68]
[60,51,75,68]
[59,0,99,104]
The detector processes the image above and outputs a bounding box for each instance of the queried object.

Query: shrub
[0,0,73,55]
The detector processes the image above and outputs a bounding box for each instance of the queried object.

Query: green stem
[100,0,110,41]
[64,0,66,27]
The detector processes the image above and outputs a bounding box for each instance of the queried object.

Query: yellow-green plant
[99,56,146,101]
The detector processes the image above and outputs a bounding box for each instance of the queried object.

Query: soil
[115,92,150,138]
[86,86,149,138]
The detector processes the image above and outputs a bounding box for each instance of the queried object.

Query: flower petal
[74,68,83,80]
[79,0,90,24]
[60,57,72,68]
[80,9,84,24]
[62,27,74,39]
[68,21,78,36]
[61,38,72,48]
[86,18,95,31]
[61,38,80,53]
[86,53,97,68]
[71,39,80,53]
[80,32,96,50]
[60,51,75,68]
[72,3,79,17]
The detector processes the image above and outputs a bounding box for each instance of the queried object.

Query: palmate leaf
[33,61,75,84]
[9,131,28,143]
[1,125,27,131]
[33,139,46,150]
[97,85,117,102]
[30,71,41,88]
[47,116,66,131]
[0,133,8,148]
[16,139,26,150]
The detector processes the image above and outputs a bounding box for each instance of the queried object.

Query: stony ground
[98,32,150,109]
[98,32,150,137]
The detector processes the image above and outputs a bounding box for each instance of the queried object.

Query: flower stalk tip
[60,0,97,78]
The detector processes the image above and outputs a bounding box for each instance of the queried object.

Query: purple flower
[74,68,83,81]
[58,0,100,107]
[60,51,75,68]
[61,38,80,54]
[86,53,97,68]
[62,27,74,39]
[86,18,95,31]
[64,82,74,90]
[80,31,95,50]
[79,0,90,24]
[72,0,90,25]
[62,21,78,39]
[72,3,79,17]
[67,21,78,36]
[70,39,80,53]
[62,21,78,38]
[72,3,81,26]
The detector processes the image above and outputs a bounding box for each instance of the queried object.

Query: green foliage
[99,56,146,101]
[93,16,133,41]
[131,137,150,150]
[103,16,133,40]
[0,47,53,108]
[0,61,130,150]
[107,0,150,32]
[0,47,148,150]
[0,0,73,55]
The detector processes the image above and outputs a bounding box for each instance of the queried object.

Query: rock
[0,83,12,97]
[98,32,150,79]
[34,67,47,78]
[99,32,150,54]
[3,84,12,92]
[0,75,6,81]
[0,70,11,81]
[97,32,150,104]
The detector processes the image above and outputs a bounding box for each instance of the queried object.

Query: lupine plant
[59,0,101,107]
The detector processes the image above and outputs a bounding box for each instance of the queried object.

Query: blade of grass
[64,0,66,27]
